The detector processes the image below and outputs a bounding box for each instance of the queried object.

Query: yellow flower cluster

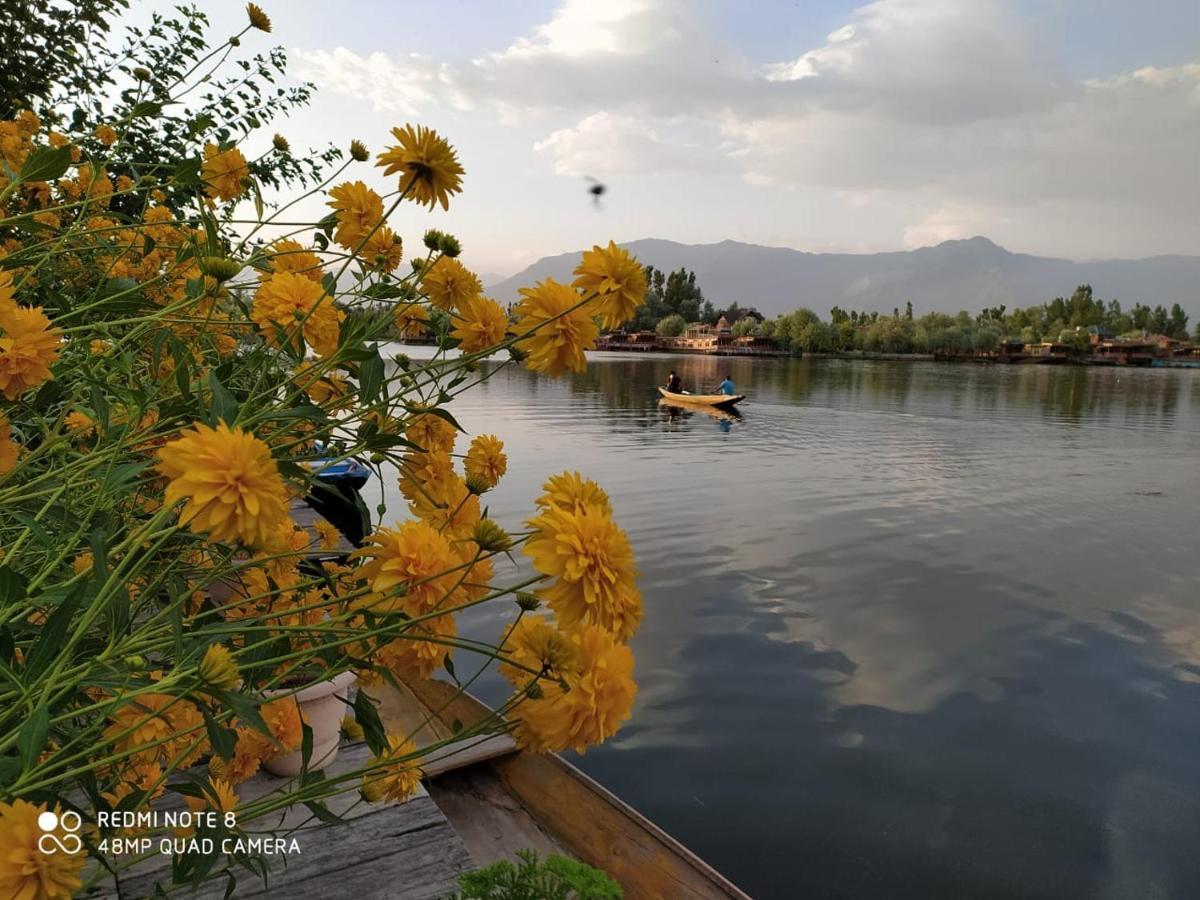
[498,471,642,753]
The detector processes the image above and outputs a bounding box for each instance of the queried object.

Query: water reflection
[386,348,1200,899]
[659,400,743,433]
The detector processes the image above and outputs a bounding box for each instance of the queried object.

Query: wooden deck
[86,739,474,899]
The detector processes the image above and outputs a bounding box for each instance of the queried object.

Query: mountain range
[487,237,1200,320]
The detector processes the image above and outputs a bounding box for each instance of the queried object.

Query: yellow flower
[156,422,292,548]
[526,502,642,643]
[359,225,402,272]
[64,411,94,437]
[246,2,272,31]
[295,365,351,409]
[398,449,454,504]
[71,551,92,576]
[326,181,383,250]
[94,124,118,146]
[0,305,62,399]
[252,272,343,357]
[509,623,636,754]
[186,779,239,814]
[262,697,304,756]
[421,257,481,312]
[450,296,508,353]
[572,241,647,330]
[371,614,457,681]
[512,279,598,376]
[0,800,86,900]
[376,124,464,211]
[201,143,249,202]
[314,519,341,551]
[262,239,323,282]
[89,339,109,354]
[500,615,579,684]
[394,302,429,339]
[198,644,240,690]
[463,434,506,489]
[411,471,480,541]
[536,471,612,515]
[362,734,421,803]
[211,727,266,784]
[0,414,18,476]
[405,410,458,455]
[352,520,460,613]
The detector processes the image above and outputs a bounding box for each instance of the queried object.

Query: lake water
[385,350,1200,899]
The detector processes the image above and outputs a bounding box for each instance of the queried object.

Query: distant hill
[487,237,1200,320]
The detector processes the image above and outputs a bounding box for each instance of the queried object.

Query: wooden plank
[116,795,470,900]
[427,763,569,865]
[419,734,517,779]
[111,739,473,898]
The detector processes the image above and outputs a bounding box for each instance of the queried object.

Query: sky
[131,0,1199,279]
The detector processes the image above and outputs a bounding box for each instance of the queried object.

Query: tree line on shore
[630,268,1196,356]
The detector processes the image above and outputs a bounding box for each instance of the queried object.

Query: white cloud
[533,111,718,176]
[293,0,1200,258]
[294,48,464,115]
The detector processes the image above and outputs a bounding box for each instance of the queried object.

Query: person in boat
[716,374,735,396]
[666,370,683,393]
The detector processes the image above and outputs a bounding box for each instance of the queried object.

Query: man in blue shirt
[717,374,735,395]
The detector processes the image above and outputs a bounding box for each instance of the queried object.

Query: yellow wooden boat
[658,387,745,408]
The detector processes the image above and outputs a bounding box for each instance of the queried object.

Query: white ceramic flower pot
[262,670,357,776]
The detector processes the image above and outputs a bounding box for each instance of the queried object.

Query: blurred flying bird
[584,176,606,208]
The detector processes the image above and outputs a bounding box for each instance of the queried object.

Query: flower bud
[198,256,243,282]
[272,133,290,152]
[472,518,511,551]
[199,644,240,691]
[438,234,462,258]
[341,716,365,742]
[422,229,444,252]
[515,592,541,612]
[360,778,386,803]
[464,473,493,497]
[349,140,369,162]
[133,67,152,82]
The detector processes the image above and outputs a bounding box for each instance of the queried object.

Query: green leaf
[18,706,48,771]
[173,157,201,187]
[213,689,273,747]
[359,349,385,403]
[413,405,464,434]
[303,800,347,825]
[0,566,27,606]
[130,101,162,119]
[202,710,238,761]
[0,756,21,788]
[23,585,84,680]
[19,146,72,182]
[206,371,239,426]
[299,722,313,776]
[352,690,388,756]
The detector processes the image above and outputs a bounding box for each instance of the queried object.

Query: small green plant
[456,850,622,900]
